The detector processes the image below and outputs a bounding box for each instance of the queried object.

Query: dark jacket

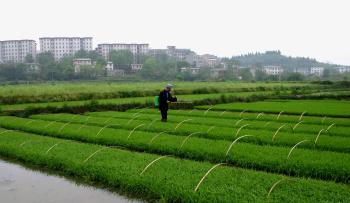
[158,90,177,110]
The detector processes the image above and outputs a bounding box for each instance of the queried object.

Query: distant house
[262,65,284,75]
[131,64,143,72]
[293,67,324,76]
[73,58,95,73]
[210,68,227,78]
[310,67,324,77]
[180,67,200,74]
[105,61,114,71]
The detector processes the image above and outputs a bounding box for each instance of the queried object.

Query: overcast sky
[1,0,349,65]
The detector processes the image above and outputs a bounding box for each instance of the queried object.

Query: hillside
[232,51,338,70]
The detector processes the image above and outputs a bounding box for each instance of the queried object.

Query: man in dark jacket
[158,84,177,122]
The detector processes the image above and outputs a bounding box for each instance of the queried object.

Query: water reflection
[0,159,141,203]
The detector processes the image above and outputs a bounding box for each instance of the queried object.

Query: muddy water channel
[0,159,141,203]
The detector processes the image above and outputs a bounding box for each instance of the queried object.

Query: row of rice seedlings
[3,130,349,202]
[1,119,349,183]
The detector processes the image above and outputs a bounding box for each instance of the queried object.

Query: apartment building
[0,40,36,63]
[97,43,149,64]
[294,67,324,76]
[149,46,194,61]
[40,37,93,61]
[262,65,284,75]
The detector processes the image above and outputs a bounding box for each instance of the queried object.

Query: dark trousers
[160,108,168,121]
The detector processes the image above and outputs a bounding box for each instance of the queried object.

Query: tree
[285,72,304,81]
[25,54,34,63]
[239,68,253,80]
[140,58,159,79]
[109,50,133,72]
[36,52,56,80]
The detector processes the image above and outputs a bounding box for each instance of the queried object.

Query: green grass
[197,100,350,117]
[0,129,349,202]
[1,116,349,183]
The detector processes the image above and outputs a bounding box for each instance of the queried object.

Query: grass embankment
[29,113,350,153]
[197,100,350,117]
[1,116,349,183]
[0,129,349,202]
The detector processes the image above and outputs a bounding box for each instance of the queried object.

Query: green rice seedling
[127,115,141,125]
[127,124,145,139]
[139,155,171,176]
[321,116,327,124]
[276,111,284,120]
[179,132,201,151]
[147,119,158,129]
[58,122,72,132]
[256,112,264,119]
[272,124,286,141]
[95,124,120,137]
[234,118,245,126]
[194,163,226,192]
[206,126,216,133]
[314,129,325,145]
[220,111,226,116]
[264,122,271,127]
[292,121,303,132]
[287,140,310,159]
[267,178,289,198]
[326,123,335,133]
[43,120,58,129]
[239,110,246,117]
[0,129,14,135]
[103,117,114,124]
[174,119,193,131]
[148,131,168,145]
[299,111,307,121]
[235,124,250,137]
[204,106,214,115]
[83,147,106,163]
[45,141,64,154]
[188,109,195,114]
[24,120,35,126]
[19,140,30,147]
[225,135,255,156]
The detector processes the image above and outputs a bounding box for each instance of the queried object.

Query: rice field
[0,80,349,202]
[0,97,349,202]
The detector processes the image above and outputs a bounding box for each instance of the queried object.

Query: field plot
[0,98,349,202]
[197,100,350,117]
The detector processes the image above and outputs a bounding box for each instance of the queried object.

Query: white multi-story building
[0,40,36,63]
[149,46,194,61]
[262,65,284,75]
[40,37,93,61]
[310,67,324,76]
[336,66,350,74]
[97,43,149,63]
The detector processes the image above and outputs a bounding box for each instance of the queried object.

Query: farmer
[158,84,177,122]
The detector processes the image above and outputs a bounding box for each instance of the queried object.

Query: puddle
[0,159,142,203]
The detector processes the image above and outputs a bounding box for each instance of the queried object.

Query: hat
[165,84,173,88]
